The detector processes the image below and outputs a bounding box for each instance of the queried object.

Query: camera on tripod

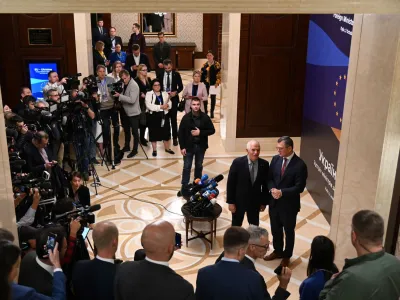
[108,81,123,96]
[64,73,82,91]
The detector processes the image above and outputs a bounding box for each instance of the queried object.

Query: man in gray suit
[113,69,140,158]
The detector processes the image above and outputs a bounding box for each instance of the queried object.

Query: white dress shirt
[221,257,240,263]
[96,255,115,264]
[36,257,63,276]
[282,152,295,168]
[145,256,169,267]
[133,54,140,66]
[245,254,256,264]
[163,71,172,92]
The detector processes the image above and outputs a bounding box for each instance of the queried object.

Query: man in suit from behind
[264,136,308,267]
[153,32,171,77]
[104,27,123,59]
[125,44,151,78]
[18,226,67,296]
[115,220,195,300]
[215,226,292,300]
[92,18,108,47]
[157,59,183,146]
[227,140,270,227]
[72,221,119,300]
[196,227,264,300]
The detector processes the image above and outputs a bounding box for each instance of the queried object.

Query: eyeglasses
[250,243,270,250]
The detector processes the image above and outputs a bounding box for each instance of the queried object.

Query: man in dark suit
[13,86,31,117]
[125,44,151,78]
[104,27,123,58]
[115,220,194,300]
[215,225,291,300]
[92,19,108,47]
[227,140,270,226]
[196,227,264,300]
[153,32,171,77]
[72,221,119,300]
[157,59,183,146]
[264,136,308,267]
[128,23,146,54]
[18,226,67,296]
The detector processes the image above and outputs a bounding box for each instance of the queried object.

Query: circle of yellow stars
[333,74,347,123]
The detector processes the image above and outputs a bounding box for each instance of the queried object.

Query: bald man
[72,221,119,300]
[115,220,194,300]
[226,140,270,226]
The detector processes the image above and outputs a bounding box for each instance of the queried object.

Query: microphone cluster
[187,174,224,217]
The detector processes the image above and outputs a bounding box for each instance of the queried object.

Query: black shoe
[122,145,130,152]
[114,159,121,166]
[165,149,175,155]
[173,139,178,146]
[140,139,148,146]
[152,151,157,157]
[91,158,100,165]
[127,150,138,158]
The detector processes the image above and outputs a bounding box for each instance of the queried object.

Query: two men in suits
[72,221,119,300]
[157,59,183,146]
[153,32,171,77]
[18,226,67,296]
[196,227,265,300]
[125,44,151,78]
[227,140,270,226]
[114,220,194,300]
[215,225,291,300]
[104,27,123,58]
[264,136,308,267]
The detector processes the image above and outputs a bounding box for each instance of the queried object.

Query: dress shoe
[152,151,157,157]
[173,139,178,146]
[165,149,175,155]
[122,145,130,152]
[280,258,290,267]
[127,150,138,158]
[140,139,148,147]
[263,251,283,261]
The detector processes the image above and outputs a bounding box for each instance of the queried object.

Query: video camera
[12,170,55,201]
[82,75,99,94]
[55,204,101,227]
[186,174,224,217]
[64,73,82,91]
[108,80,123,96]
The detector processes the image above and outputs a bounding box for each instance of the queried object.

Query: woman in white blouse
[145,78,174,157]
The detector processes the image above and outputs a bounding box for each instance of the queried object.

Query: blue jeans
[181,145,206,185]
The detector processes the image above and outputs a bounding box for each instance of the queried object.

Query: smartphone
[274,265,283,276]
[81,227,90,239]
[175,232,182,249]
[45,233,57,253]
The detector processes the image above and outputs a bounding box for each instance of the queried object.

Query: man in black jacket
[215,225,291,300]
[104,27,123,58]
[157,59,183,146]
[264,136,308,267]
[226,140,270,226]
[114,220,194,300]
[178,98,215,189]
[72,221,119,300]
[125,44,151,78]
[153,32,171,77]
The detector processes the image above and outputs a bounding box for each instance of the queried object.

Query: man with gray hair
[72,221,119,300]
[227,140,270,226]
[216,225,291,300]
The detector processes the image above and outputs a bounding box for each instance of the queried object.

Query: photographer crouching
[112,69,141,158]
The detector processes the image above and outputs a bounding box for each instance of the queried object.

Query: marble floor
[86,71,330,299]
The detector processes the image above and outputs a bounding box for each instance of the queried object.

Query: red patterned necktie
[281,158,288,176]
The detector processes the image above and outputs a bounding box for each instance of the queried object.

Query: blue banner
[28,62,58,100]
[300,14,353,222]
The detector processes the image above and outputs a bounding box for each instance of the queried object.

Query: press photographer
[113,69,140,158]
[42,70,67,97]
[96,64,122,165]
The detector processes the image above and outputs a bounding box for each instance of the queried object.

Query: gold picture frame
[139,13,177,37]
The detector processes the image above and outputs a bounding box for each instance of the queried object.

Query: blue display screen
[28,62,58,100]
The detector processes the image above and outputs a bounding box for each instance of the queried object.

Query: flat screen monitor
[28,62,58,100]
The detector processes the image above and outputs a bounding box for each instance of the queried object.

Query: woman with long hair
[200,50,221,118]
[299,236,339,300]
[93,41,110,72]
[134,64,152,146]
[0,239,65,300]
[182,70,207,114]
[107,61,123,82]
[145,78,174,157]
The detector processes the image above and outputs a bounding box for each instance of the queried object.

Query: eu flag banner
[300,14,353,222]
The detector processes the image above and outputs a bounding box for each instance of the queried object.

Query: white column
[74,13,93,77]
